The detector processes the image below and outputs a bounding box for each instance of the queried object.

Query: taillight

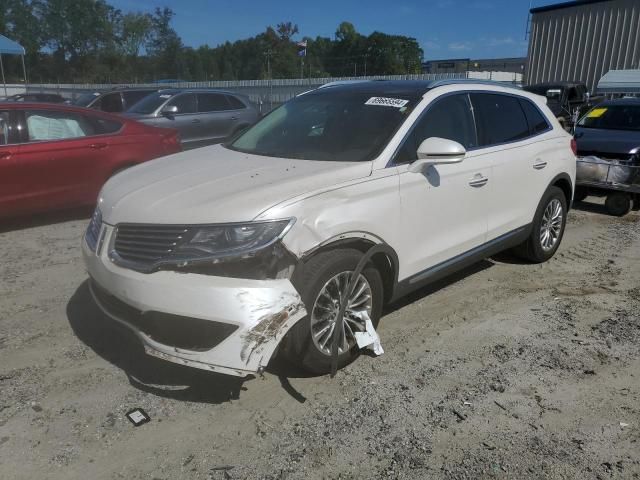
[162,132,181,150]
[570,138,577,156]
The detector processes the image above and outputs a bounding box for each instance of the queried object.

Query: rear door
[470,93,545,239]
[154,93,199,145]
[14,109,115,212]
[195,93,237,144]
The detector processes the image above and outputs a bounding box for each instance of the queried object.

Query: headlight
[173,219,293,258]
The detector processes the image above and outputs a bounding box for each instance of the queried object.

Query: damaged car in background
[574,98,640,216]
[82,79,576,377]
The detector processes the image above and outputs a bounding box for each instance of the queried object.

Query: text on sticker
[365,97,409,108]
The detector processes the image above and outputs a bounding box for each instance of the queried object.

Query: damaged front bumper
[82,228,307,378]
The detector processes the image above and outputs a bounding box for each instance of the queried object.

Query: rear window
[578,105,640,131]
[90,117,123,135]
[123,90,155,108]
[519,99,550,135]
[471,93,530,146]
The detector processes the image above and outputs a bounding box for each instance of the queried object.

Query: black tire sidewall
[529,186,568,262]
[288,249,384,375]
[605,192,631,217]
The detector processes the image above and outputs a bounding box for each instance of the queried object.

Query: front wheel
[284,249,384,375]
[513,186,568,263]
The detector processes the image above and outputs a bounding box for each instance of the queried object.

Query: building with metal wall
[526,0,640,93]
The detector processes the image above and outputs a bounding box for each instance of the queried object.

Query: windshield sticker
[587,107,608,118]
[365,97,409,108]
[159,94,172,99]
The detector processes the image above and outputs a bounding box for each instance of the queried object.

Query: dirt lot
[1,201,639,480]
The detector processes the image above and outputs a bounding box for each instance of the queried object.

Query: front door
[11,109,113,214]
[155,93,199,146]
[396,93,491,280]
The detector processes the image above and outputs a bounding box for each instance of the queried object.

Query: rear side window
[89,117,123,135]
[519,99,550,135]
[471,93,530,146]
[226,95,246,110]
[395,93,477,164]
[167,94,197,114]
[197,93,230,112]
[0,111,13,145]
[25,110,96,141]
[96,93,124,113]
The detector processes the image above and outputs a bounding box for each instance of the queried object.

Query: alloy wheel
[540,198,563,251]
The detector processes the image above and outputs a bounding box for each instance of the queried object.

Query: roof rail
[428,78,522,91]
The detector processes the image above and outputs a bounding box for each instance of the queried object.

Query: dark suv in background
[72,88,161,113]
[124,89,259,149]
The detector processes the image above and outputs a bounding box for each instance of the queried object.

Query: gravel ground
[0,200,639,480]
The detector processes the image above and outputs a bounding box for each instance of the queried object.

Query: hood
[99,144,372,225]
[575,127,640,158]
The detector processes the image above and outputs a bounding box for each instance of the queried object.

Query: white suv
[82,80,576,377]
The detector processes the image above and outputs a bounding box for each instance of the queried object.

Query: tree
[120,12,153,58]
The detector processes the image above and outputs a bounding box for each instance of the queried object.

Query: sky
[110,0,565,60]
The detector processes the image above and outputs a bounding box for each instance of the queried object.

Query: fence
[22,71,523,111]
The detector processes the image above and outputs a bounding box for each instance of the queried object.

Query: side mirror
[409,137,466,173]
[161,105,179,116]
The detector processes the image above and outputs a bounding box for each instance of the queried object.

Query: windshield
[229,91,417,162]
[127,91,175,114]
[578,105,640,131]
[73,93,100,107]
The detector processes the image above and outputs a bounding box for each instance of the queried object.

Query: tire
[605,192,632,217]
[514,186,568,263]
[284,248,384,375]
[573,186,588,203]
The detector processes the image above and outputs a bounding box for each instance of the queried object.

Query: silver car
[124,89,259,149]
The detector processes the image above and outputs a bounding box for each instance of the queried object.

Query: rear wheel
[513,186,567,263]
[605,192,632,216]
[284,249,384,375]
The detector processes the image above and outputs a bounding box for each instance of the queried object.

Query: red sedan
[0,102,181,220]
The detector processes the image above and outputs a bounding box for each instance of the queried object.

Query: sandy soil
[1,201,639,480]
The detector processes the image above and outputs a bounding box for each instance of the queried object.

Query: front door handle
[533,159,548,170]
[230,116,238,121]
[191,119,201,124]
[0,151,12,160]
[89,143,108,150]
[469,175,489,188]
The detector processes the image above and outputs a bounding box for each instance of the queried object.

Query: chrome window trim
[388,89,554,167]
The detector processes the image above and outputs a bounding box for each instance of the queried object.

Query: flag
[297,40,307,57]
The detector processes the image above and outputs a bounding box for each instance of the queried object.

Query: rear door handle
[191,119,201,124]
[0,151,12,160]
[533,160,548,170]
[90,143,108,150]
[469,175,489,188]
[230,116,238,121]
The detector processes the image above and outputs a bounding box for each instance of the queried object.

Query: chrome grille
[113,224,190,268]
[85,209,103,252]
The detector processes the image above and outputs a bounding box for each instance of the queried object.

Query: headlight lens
[173,219,292,257]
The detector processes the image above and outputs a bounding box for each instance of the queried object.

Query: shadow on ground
[67,281,249,405]
[0,207,92,233]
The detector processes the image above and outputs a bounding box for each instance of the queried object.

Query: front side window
[229,91,418,162]
[226,95,247,110]
[471,93,530,146]
[197,93,230,113]
[578,105,640,131]
[89,117,123,135]
[167,94,197,114]
[395,94,476,164]
[25,110,95,141]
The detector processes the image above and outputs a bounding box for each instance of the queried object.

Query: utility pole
[264,50,273,111]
